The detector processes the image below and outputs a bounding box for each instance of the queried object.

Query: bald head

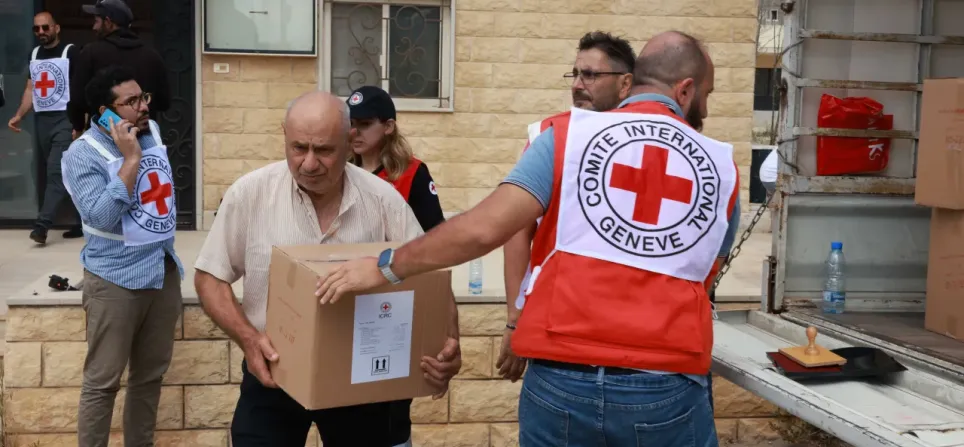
[629,31,714,131]
[282,90,355,198]
[284,90,351,135]
[633,31,709,89]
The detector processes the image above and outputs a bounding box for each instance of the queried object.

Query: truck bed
[790,309,964,369]
[713,310,964,447]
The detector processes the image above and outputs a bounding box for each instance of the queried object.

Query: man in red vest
[315,30,740,446]
[500,30,637,382]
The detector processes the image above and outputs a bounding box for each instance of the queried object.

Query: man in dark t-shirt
[7,11,83,244]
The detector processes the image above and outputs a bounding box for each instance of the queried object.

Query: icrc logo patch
[32,62,67,108]
[349,92,363,105]
[576,119,722,257]
[129,154,177,234]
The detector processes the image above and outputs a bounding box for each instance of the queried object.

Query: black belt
[533,359,639,375]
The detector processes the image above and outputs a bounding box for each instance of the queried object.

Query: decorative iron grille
[329,1,449,104]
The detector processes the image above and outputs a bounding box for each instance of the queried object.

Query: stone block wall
[199,0,759,228]
[4,303,785,446]
[2,305,323,447]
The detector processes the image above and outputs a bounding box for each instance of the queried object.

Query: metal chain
[711,192,774,293]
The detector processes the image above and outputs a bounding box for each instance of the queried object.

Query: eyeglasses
[563,69,628,86]
[32,25,50,33]
[113,92,152,109]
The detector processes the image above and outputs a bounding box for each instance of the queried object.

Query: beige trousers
[77,256,182,447]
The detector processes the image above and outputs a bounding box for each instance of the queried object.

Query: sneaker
[29,228,47,245]
[63,226,83,239]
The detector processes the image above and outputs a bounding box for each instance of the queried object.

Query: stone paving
[0,227,772,365]
[0,228,773,314]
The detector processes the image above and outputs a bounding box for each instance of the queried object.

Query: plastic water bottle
[468,258,483,295]
[822,241,846,314]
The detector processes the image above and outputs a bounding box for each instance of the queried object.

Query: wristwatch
[377,248,402,285]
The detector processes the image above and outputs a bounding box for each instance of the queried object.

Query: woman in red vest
[346,85,445,232]
[344,85,447,444]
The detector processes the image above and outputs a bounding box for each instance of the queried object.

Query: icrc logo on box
[378,301,392,319]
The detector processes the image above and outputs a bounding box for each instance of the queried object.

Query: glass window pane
[0,4,41,220]
[205,0,316,54]
[330,3,383,97]
[387,5,441,99]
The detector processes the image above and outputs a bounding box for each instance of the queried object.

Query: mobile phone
[97,108,125,130]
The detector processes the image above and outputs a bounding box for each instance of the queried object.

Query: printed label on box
[351,291,414,384]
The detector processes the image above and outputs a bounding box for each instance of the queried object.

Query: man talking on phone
[62,64,183,447]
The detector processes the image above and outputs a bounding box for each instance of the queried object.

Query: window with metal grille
[322,0,454,111]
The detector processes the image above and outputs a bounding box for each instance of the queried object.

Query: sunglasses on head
[32,24,50,32]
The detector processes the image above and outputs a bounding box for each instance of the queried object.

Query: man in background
[7,11,83,244]
[498,31,636,382]
[69,0,170,136]
[63,64,182,447]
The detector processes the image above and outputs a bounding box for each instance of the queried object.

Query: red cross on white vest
[35,72,56,97]
[140,172,173,215]
[609,145,694,226]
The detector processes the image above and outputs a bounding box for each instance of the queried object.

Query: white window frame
[319,0,455,112]
[200,0,319,57]
[766,9,780,24]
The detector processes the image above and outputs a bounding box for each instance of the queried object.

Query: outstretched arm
[315,128,557,304]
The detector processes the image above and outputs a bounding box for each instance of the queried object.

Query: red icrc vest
[377,158,423,201]
[510,101,741,375]
[523,111,571,153]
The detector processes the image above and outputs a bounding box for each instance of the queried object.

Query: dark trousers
[231,361,412,447]
[33,112,80,230]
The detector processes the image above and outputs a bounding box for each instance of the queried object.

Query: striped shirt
[194,160,423,332]
[61,120,184,290]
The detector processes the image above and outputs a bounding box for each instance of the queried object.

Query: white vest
[551,107,738,282]
[29,44,72,112]
[63,120,177,247]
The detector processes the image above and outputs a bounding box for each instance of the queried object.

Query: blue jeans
[518,361,718,447]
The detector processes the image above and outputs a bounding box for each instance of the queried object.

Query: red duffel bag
[816,93,893,176]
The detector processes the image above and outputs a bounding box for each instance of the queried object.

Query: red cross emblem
[140,171,173,215]
[609,145,694,226]
[35,72,56,98]
[380,302,392,313]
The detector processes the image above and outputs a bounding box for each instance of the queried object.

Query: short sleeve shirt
[194,161,424,331]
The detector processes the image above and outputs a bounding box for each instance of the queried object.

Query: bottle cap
[831,241,842,250]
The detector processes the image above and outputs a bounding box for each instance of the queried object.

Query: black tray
[768,346,907,381]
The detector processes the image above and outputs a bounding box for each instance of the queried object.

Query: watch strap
[380,264,402,285]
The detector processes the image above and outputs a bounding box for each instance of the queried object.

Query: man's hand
[315,257,386,304]
[421,337,461,399]
[240,332,280,388]
[496,326,526,382]
[108,118,142,160]
[7,114,22,132]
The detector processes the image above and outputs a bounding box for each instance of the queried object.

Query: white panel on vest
[554,106,737,282]
[29,44,72,113]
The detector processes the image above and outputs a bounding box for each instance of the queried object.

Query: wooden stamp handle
[805,326,819,356]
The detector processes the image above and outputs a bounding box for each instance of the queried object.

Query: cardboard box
[265,242,450,410]
[925,208,964,342]
[915,78,964,209]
